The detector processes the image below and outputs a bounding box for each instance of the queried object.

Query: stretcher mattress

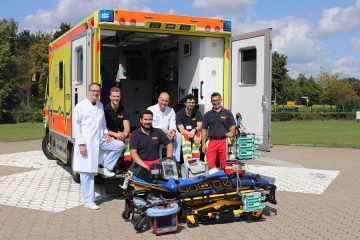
[130,170,272,194]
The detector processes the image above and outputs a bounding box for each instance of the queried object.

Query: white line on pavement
[0,151,107,212]
[0,151,340,213]
[247,165,340,194]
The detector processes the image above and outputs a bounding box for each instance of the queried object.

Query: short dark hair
[141,109,153,119]
[183,94,196,103]
[88,82,101,90]
[211,92,222,99]
[109,87,121,95]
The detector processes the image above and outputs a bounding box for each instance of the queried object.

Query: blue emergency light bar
[99,10,114,22]
[224,20,231,32]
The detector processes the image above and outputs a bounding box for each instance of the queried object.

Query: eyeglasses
[211,99,221,102]
[89,90,100,93]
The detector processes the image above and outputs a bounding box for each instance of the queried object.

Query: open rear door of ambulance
[231,28,272,151]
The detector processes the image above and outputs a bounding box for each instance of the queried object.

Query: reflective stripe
[123,133,132,161]
[182,132,202,161]
[204,139,209,162]
[181,135,192,160]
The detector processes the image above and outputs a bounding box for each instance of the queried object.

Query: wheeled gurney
[120,168,277,231]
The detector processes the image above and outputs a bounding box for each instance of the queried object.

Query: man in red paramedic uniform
[202,92,236,169]
[130,110,174,170]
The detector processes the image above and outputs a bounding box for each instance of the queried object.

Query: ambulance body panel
[43,10,271,166]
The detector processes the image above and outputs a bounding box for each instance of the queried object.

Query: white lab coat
[72,98,108,172]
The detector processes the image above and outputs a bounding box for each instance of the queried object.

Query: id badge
[186,125,192,130]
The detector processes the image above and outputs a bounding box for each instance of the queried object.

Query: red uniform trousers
[206,139,227,169]
[143,159,160,168]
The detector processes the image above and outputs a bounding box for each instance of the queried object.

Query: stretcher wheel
[250,211,263,220]
[134,216,147,231]
[122,208,131,219]
[186,216,199,228]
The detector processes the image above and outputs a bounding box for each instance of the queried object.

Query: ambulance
[42,9,272,180]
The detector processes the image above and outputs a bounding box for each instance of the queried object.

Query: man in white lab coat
[72,83,124,210]
[147,92,181,162]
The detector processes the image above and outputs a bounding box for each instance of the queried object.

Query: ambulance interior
[100,30,224,127]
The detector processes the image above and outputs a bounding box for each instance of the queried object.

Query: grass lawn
[1,121,359,148]
[272,120,360,148]
[0,123,45,142]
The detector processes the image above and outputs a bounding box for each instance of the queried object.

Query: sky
[1,0,360,79]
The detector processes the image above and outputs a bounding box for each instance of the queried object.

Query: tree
[272,51,289,106]
[0,19,21,111]
[52,22,71,40]
[343,77,360,97]
[280,76,300,104]
[320,75,360,112]
[317,71,339,89]
[29,32,52,101]
[335,82,360,112]
[297,73,323,105]
[15,30,34,107]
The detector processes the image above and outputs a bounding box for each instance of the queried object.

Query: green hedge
[1,109,356,123]
[272,112,356,121]
[0,108,43,123]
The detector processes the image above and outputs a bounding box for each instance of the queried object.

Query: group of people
[72,83,242,210]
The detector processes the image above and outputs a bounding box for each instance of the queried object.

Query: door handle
[262,96,268,109]
[200,81,204,99]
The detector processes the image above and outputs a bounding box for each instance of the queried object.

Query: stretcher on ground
[120,167,277,232]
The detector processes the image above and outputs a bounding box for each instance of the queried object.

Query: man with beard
[176,94,203,160]
[129,110,174,170]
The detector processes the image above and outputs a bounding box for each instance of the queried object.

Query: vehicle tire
[186,216,199,228]
[42,134,57,160]
[71,158,80,184]
[67,144,80,183]
[122,208,131,219]
[72,169,80,183]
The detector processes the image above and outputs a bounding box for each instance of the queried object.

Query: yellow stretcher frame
[125,172,266,226]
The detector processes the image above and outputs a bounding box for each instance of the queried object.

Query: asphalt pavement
[0,141,359,240]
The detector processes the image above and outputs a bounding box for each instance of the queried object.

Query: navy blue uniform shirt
[176,107,203,131]
[104,103,129,133]
[203,107,236,138]
[130,127,171,160]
